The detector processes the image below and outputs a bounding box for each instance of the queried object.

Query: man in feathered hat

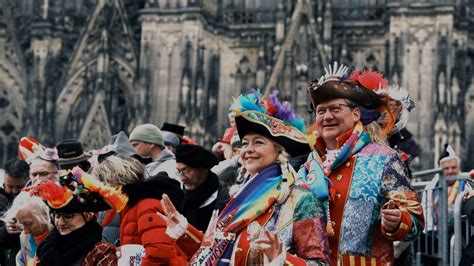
[299,62,424,265]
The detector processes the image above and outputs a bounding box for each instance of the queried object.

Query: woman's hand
[157,194,188,239]
[254,230,283,262]
[158,194,181,228]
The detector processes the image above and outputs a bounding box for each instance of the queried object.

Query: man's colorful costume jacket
[298,123,424,265]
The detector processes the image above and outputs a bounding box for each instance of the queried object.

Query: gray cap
[129,124,164,147]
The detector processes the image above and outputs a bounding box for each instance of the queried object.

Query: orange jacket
[120,198,188,266]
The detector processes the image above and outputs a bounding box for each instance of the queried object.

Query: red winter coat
[120,198,188,266]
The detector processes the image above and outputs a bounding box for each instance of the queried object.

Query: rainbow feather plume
[230,89,306,133]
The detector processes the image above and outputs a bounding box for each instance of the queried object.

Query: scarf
[297,121,371,201]
[190,164,288,265]
[36,221,103,266]
[21,229,50,266]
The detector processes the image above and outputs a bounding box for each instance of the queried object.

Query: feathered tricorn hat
[25,167,128,213]
[229,89,311,157]
[308,62,388,109]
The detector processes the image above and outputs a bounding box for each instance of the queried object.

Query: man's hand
[381,208,402,233]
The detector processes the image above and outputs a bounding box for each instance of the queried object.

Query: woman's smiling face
[240,133,279,177]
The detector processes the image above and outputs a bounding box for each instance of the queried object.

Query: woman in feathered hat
[157,90,330,265]
[26,168,127,265]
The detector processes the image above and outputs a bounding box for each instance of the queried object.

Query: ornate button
[345,162,351,167]
[400,223,409,230]
[335,193,341,200]
[336,174,343,181]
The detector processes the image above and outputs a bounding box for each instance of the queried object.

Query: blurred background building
[0,0,473,171]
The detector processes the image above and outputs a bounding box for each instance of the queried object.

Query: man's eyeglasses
[177,167,192,177]
[51,212,75,222]
[30,171,58,178]
[315,103,354,117]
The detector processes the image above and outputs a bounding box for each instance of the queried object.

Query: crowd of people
[0,61,472,265]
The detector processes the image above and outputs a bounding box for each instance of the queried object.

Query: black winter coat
[183,171,230,231]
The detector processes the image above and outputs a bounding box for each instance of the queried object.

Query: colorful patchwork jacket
[299,126,424,265]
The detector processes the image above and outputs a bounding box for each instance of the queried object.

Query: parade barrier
[412,170,471,266]
[450,173,472,266]
[412,168,446,266]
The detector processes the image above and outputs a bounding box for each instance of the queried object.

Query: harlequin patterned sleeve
[380,153,425,241]
[274,187,330,264]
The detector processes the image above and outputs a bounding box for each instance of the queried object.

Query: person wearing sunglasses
[26,168,127,266]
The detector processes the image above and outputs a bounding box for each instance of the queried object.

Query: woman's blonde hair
[2,191,52,229]
[92,154,145,186]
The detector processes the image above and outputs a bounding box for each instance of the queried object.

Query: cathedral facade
[0,0,473,171]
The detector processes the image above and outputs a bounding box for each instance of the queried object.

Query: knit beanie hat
[129,124,164,147]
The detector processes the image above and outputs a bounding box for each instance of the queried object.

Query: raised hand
[157,194,181,229]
